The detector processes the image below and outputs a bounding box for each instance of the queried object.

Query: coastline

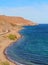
[0,26,23,65]
[4,32,23,65]
[4,36,22,65]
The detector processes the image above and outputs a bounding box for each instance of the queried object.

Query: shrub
[8,34,17,40]
[0,61,10,65]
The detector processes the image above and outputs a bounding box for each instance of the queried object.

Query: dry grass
[0,61,10,65]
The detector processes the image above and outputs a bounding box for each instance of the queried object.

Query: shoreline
[4,35,22,65]
[4,28,23,65]
[0,26,23,65]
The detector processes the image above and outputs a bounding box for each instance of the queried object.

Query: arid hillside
[0,15,36,26]
[0,15,36,33]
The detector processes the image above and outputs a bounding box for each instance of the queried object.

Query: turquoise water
[5,24,48,65]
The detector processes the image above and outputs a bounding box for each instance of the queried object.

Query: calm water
[5,24,48,65]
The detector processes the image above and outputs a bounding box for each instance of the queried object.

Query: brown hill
[0,15,36,26]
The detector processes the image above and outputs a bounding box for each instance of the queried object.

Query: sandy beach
[0,26,22,65]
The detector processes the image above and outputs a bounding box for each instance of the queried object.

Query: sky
[0,0,48,24]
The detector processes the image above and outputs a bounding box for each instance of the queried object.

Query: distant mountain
[0,15,37,33]
[0,15,36,26]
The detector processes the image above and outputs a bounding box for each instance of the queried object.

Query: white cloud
[0,4,48,23]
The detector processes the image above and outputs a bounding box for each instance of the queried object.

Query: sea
[5,24,48,65]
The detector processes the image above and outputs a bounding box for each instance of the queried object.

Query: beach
[0,26,22,65]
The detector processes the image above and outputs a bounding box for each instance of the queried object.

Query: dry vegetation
[0,61,10,65]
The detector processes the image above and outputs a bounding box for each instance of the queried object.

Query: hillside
[0,15,36,26]
[0,15,36,34]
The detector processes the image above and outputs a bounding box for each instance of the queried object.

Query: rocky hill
[0,15,36,26]
[0,15,36,33]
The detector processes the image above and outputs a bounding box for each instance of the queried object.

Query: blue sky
[0,0,48,23]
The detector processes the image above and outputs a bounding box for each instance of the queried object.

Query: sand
[0,26,22,65]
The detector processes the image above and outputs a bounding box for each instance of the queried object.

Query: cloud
[0,3,48,23]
